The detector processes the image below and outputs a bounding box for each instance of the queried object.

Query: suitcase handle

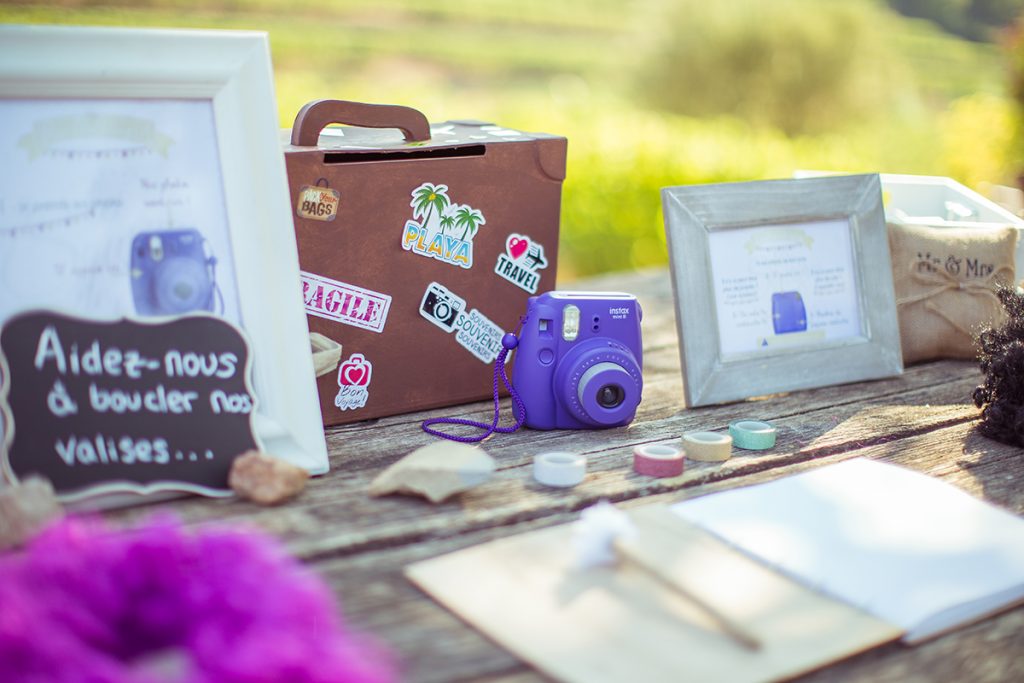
[290,99,431,146]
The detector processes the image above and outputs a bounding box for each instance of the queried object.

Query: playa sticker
[419,282,503,363]
[494,232,548,293]
[334,352,372,411]
[296,179,339,222]
[301,271,391,334]
[401,182,485,269]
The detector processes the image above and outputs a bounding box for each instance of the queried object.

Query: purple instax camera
[512,291,643,429]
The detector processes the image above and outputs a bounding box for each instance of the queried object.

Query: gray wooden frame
[662,174,903,408]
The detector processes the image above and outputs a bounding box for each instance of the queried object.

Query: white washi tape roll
[683,431,733,462]
[533,452,587,488]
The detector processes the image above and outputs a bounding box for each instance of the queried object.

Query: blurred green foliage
[888,0,1024,41]
[639,0,897,135]
[0,0,1020,278]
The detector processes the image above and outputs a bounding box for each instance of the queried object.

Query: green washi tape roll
[728,420,777,450]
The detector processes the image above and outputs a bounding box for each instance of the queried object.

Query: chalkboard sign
[0,311,258,500]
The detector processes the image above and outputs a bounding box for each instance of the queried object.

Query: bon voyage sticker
[334,352,372,411]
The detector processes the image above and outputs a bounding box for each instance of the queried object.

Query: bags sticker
[296,179,339,222]
[301,271,392,334]
[494,233,548,293]
[401,182,485,269]
[335,353,372,411]
[419,281,503,363]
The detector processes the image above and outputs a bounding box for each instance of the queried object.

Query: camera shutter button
[538,348,555,365]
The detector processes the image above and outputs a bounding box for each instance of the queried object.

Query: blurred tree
[639,0,898,135]
[888,0,1023,40]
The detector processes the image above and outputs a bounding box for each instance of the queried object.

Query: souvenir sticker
[301,271,392,334]
[296,179,339,222]
[335,353,372,411]
[419,282,503,363]
[494,232,548,294]
[401,182,485,269]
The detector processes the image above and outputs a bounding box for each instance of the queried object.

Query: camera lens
[597,384,624,409]
[434,302,451,320]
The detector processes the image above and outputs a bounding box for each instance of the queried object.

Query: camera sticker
[334,352,372,411]
[302,271,392,334]
[494,232,548,294]
[401,182,485,270]
[419,282,467,333]
[419,281,503,363]
[295,178,339,222]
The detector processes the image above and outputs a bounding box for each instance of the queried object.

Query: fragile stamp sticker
[418,281,503,363]
[401,182,485,269]
[334,352,372,411]
[296,180,339,222]
[302,271,391,334]
[494,232,548,293]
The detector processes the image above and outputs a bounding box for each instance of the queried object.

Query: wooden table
[111,268,1024,682]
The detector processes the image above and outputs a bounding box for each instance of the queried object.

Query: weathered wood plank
[309,422,1024,683]
[109,362,985,563]
[98,269,1022,683]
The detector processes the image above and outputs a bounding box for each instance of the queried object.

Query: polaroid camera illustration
[131,228,222,316]
[771,291,807,335]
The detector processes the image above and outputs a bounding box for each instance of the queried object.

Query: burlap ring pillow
[888,223,1017,364]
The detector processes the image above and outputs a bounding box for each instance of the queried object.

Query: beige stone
[0,476,63,549]
[229,450,309,505]
[369,442,495,503]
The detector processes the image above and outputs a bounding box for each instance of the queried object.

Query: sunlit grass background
[4,0,1022,279]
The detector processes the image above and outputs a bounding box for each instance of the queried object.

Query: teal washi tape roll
[728,420,777,450]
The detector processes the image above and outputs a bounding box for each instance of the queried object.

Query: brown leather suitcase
[283,100,566,426]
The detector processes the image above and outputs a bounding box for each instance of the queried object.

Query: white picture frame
[0,25,328,484]
[662,174,903,407]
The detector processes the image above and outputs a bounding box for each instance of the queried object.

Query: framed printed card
[662,174,903,407]
[0,25,327,501]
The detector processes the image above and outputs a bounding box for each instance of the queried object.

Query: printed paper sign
[419,281,503,363]
[708,219,863,357]
[0,312,257,499]
[334,352,372,411]
[295,181,340,222]
[494,232,548,293]
[401,182,485,269]
[301,271,391,334]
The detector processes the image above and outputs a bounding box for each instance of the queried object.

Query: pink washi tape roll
[633,443,685,477]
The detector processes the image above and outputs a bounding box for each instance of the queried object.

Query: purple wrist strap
[422,330,527,443]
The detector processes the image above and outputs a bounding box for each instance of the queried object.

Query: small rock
[369,442,495,503]
[229,450,309,505]
[0,477,64,550]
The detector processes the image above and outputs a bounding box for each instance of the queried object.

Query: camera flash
[562,305,580,341]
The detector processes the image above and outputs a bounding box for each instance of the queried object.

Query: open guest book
[670,457,1024,645]
[406,458,1024,683]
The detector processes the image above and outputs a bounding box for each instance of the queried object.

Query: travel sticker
[335,353,372,411]
[302,271,391,334]
[401,182,485,269]
[419,282,503,363]
[295,179,339,222]
[494,232,548,293]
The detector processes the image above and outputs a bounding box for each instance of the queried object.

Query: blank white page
[671,458,1024,642]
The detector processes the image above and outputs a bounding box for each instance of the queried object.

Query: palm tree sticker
[401,182,486,270]
[439,213,456,235]
[410,183,450,228]
[454,205,485,240]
